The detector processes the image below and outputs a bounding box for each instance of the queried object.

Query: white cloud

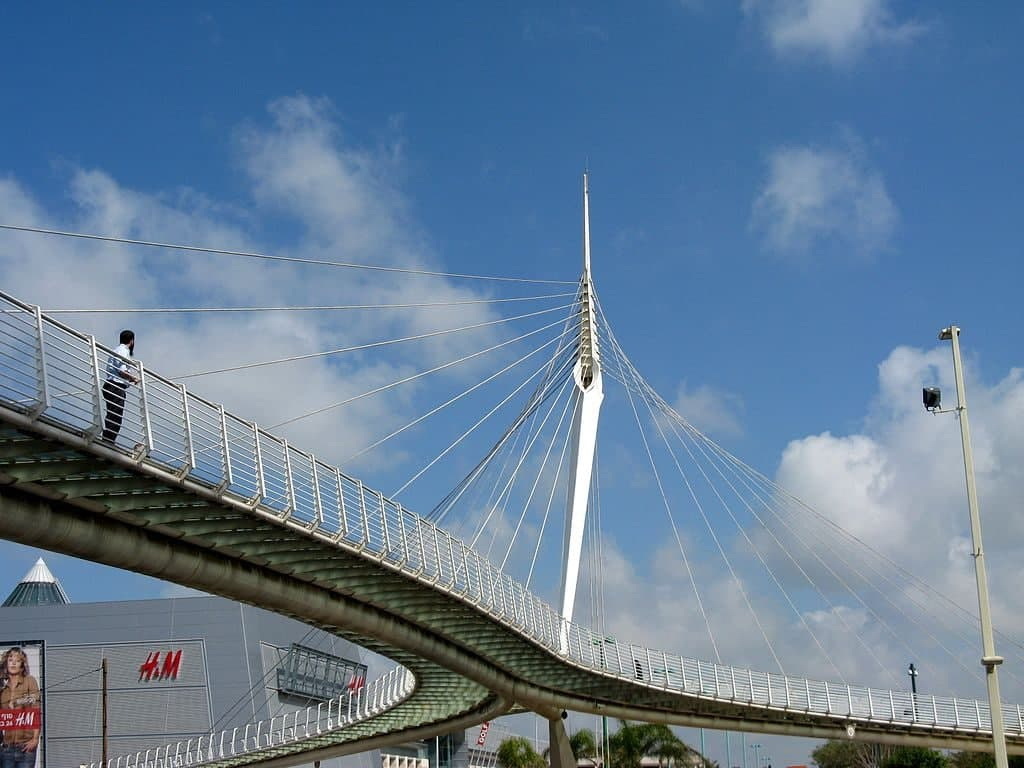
[671,381,744,438]
[0,95,514,488]
[743,0,926,63]
[775,345,1024,666]
[752,136,897,260]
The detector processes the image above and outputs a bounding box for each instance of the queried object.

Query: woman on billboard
[0,647,40,768]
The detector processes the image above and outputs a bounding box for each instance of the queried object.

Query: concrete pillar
[549,717,575,768]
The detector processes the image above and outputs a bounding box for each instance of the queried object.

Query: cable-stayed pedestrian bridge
[1,288,1024,768]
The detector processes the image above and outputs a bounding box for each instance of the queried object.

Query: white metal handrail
[1,291,1023,768]
[82,666,415,768]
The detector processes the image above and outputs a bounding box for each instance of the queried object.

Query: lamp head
[938,326,957,341]
[923,387,941,411]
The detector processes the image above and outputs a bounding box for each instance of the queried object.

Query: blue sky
[2,2,1024,765]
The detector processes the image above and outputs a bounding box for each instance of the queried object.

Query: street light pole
[940,325,1008,768]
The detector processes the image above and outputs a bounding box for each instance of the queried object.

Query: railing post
[447,535,457,589]
[311,458,324,526]
[358,480,370,549]
[396,506,410,568]
[30,305,49,418]
[252,424,267,503]
[178,383,195,475]
[218,406,233,490]
[136,362,154,453]
[333,468,346,536]
[282,439,296,515]
[379,490,391,555]
[89,335,103,435]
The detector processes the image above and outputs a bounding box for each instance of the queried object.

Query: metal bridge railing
[82,666,415,768]
[2,291,1023,768]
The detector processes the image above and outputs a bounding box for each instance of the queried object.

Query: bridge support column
[548,716,575,768]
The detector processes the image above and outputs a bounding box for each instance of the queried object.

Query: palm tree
[497,736,547,768]
[608,721,698,768]
[570,729,600,766]
[543,728,599,767]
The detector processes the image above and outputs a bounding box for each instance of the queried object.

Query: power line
[0,223,577,285]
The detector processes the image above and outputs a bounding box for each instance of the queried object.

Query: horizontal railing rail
[1,291,1022,768]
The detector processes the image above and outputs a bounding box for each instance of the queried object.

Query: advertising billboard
[1,641,44,768]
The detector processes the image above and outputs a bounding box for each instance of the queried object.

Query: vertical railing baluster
[282,439,295,515]
[447,535,457,590]
[89,335,103,435]
[137,362,154,453]
[358,480,370,549]
[218,406,233,489]
[335,468,347,538]
[179,383,195,473]
[31,305,49,417]
[253,424,266,503]
[311,458,324,526]
[379,490,391,556]
[396,505,409,567]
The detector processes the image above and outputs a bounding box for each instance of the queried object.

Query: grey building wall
[0,595,386,768]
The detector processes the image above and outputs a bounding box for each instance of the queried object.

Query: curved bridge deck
[1,291,1022,767]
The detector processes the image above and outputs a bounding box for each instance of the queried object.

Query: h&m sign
[139,650,183,681]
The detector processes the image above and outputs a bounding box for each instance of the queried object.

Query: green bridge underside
[0,416,1020,768]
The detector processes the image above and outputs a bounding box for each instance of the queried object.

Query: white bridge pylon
[559,173,604,652]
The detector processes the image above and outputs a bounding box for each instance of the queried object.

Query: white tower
[559,173,604,649]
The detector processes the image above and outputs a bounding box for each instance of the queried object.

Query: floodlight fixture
[922,387,941,412]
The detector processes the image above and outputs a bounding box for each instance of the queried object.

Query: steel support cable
[624,365,857,683]
[428,343,577,526]
[602,311,978,679]
[496,377,577,570]
[676,413,1013,681]
[666,417,961,687]
[526,406,576,592]
[643,390,848,684]
[616,329,842,680]
[0,223,577,285]
[607,325,724,666]
[44,292,577,314]
[605,317,789,672]
[478,371,571,562]
[452,397,533,542]
[666,378,1001,641]
[388,339,579,498]
[594,302,1018,683]
[636,359,996,685]
[356,330,574,482]
[174,302,575,379]
[477,355,575,558]
[478,372,571,562]
[661,414,902,687]
[269,313,572,429]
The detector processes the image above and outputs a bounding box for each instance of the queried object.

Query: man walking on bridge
[101,329,139,445]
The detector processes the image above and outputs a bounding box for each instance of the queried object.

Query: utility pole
[938,325,1008,768]
[101,658,108,768]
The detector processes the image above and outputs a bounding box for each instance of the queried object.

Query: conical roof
[2,558,71,607]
